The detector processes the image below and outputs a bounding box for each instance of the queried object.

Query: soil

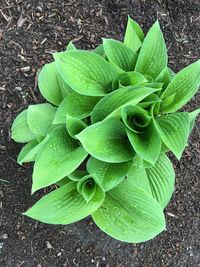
[0,0,200,266]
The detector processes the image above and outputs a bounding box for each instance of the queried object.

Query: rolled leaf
[25,182,105,224]
[112,71,147,90]
[87,157,131,191]
[68,170,88,181]
[154,112,190,159]
[124,16,144,52]
[32,125,88,193]
[161,59,200,112]
[77,176,97,203]
[91,85,159,123]
[135,21,167,79]
[76,119,135,163]
[11,110,35,143]
[103,39,138,71]
[92,178,165,243]
[54,50,120,96]
[56,177,71,187]
[126,121,161,164]
[66,115,87,138]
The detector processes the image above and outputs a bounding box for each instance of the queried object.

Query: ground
[0,0,200,266]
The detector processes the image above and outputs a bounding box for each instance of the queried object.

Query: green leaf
[17,140,37,164]
[132,154,153,169]
[25,182,105,224]
[127,166,152,195]
[121,105,161,164]
[91,85,159,123]
[161,60,200,112]
[68,170,88,181]
[76,119,135,163]
[66,41,76,51]
[38,62,72,106]
[11,110,35,143]
[92,178,165,243]
[77,176,97,203]
[27,104,57,138]
[124,16,144,52]
[54,50,120,96]
[32,125,88,193]
[155,67,172,92]
[138,93,161,109]
[154,112,190,159]
[112,71,148,90]
[94,44,106,59]
[66,115,87,138]
[53,93,101,123]
[128,154,175,208]
[103,39,138,71]
[17,135,52,165]
[189,108,200,132]
[87,157,131,191]
[135,21,167,79]
[56,177,71,187]
[146,154,175,208]
[121,105,151,133]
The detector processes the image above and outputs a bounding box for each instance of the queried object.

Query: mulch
[0,0,200,266]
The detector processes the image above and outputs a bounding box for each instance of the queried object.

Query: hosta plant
[11,17,200,243]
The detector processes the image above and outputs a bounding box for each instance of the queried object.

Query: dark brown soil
[0,1,200,266]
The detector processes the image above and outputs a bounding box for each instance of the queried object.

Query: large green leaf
[66,115,87,138]
[124,16,144,52]
[76,119,135,163]
[161,60,200,112]
[103,39,138,71]
[91,85,159,123]
[27,103,57,138]
[128,154,175,208]
[92,178,165,243]
[53,93,101,124]
[127,166,152,195]
[87,157,131,191]
[25,182,105,224]
[11,110,35,143]
[146,154,175,208]
[154,112,190,159]
[38,62,72,106]
[135,21,167,79]
[54,50,120,96]
[32,125,88,193]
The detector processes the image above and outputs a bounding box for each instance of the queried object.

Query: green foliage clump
[11,17,200,243]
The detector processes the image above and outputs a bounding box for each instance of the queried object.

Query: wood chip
[17,15,27,28]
